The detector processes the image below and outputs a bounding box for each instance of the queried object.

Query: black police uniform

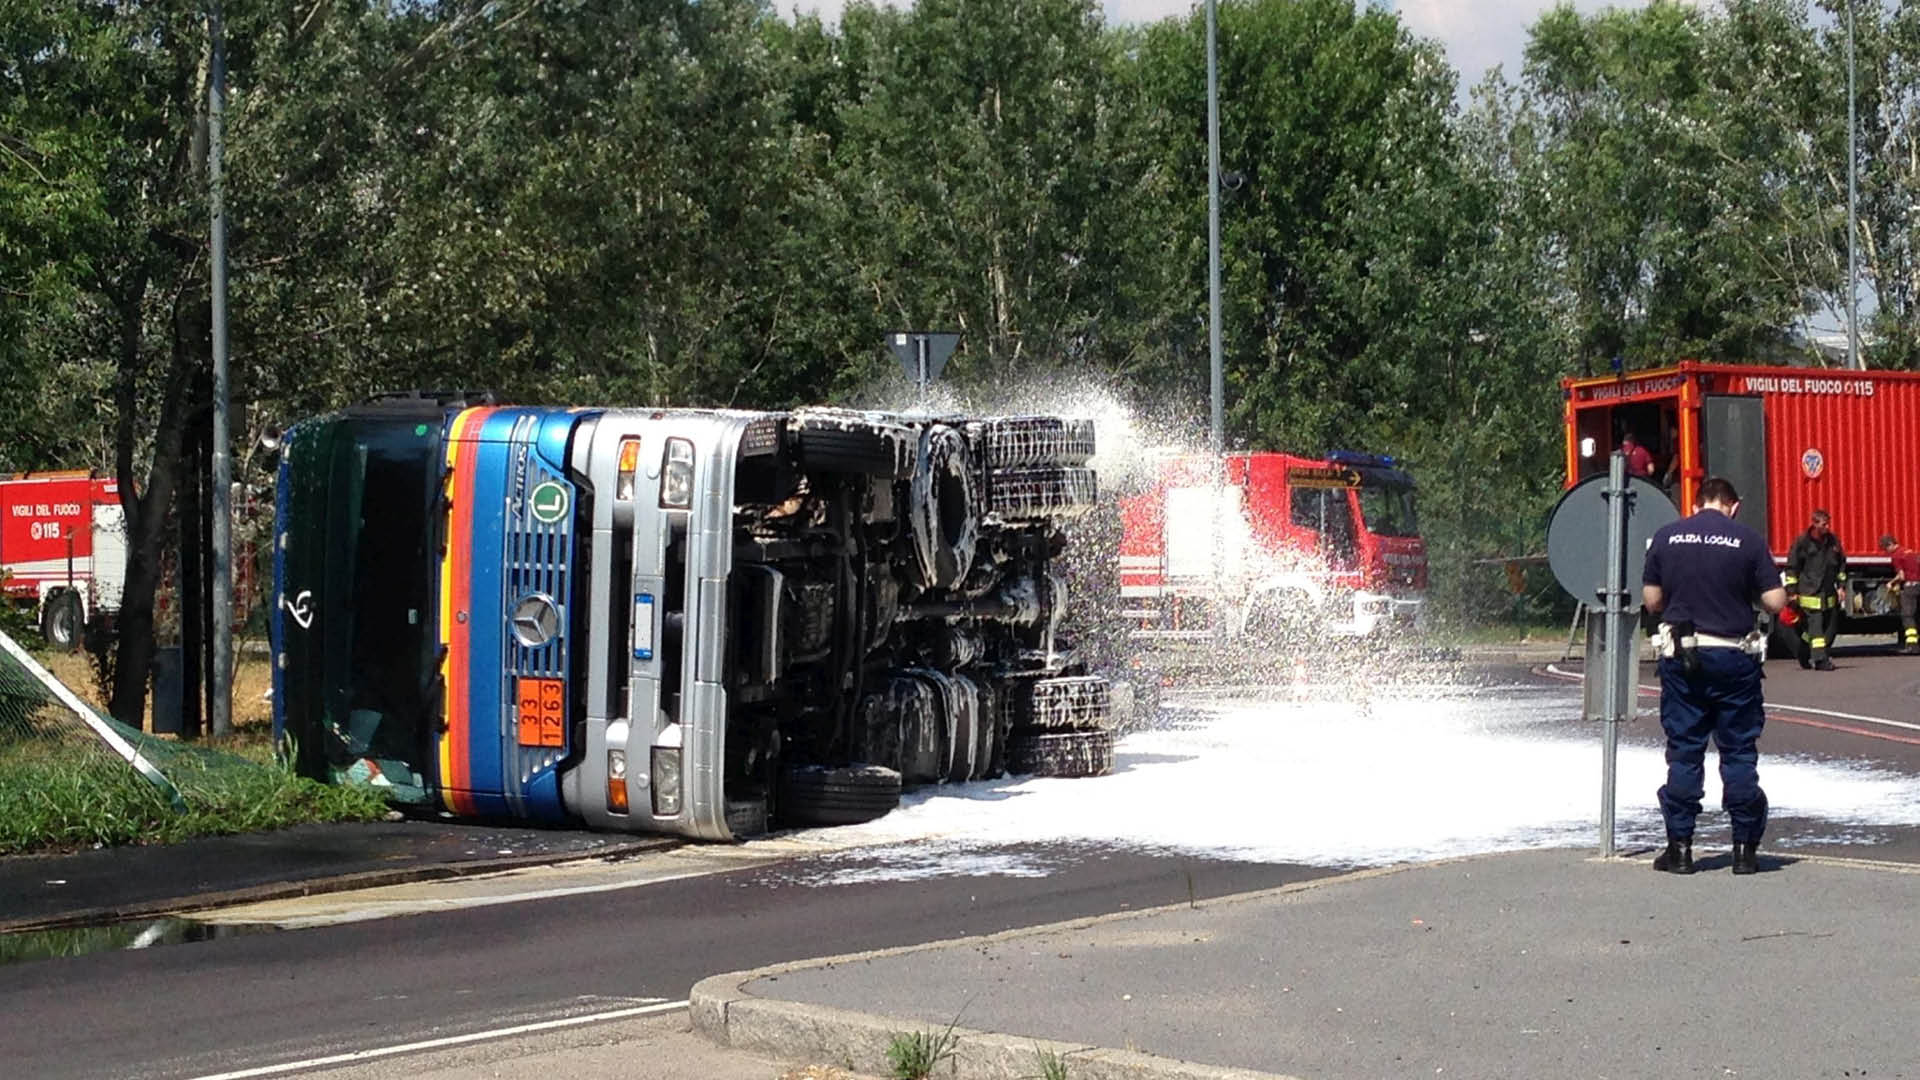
[1785,528,1847,667]
[1641,507,1780,850]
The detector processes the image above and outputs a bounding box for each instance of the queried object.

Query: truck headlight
[660,438,694,509]
[651,746,682,816]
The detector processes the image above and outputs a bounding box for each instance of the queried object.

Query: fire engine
[1563,361,1920,641]
[0,472,125,649]
[1116,450,1427,641]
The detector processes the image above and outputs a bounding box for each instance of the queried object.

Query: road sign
[887,331,960,387]
[1546,473,1679,611]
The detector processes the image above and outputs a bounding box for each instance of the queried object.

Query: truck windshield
[1358,482,1418,538]
[281,417,439,800]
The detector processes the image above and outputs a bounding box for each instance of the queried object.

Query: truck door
[1702,395,1768,534]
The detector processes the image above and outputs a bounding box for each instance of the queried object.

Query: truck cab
[273,396,1114,839]
[1117,450,1427,641]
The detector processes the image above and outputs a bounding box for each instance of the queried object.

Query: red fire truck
[1116,450,1427,641]
[0,472,125,649]
[1562,361,1920,638]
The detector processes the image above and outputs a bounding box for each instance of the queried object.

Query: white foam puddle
[784,683,1920,885]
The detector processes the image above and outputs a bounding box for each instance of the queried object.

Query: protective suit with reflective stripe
[1785,525,1847,667]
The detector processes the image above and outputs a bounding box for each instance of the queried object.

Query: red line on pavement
[1534,664,1920,747]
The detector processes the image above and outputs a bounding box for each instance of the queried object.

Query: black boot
[1654,838,1693,874]
[1731,842,1760,875]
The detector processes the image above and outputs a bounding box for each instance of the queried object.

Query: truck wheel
[978,417,1096,468]
[794,416,915,479]
[40,592,84,653]
[1009,675,1114,732]
[911,426,979,591]
[1008,729,1115,779]
[776,764,903,828]
[987,467,1098,522]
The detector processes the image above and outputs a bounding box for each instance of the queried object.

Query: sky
[771,1,1696,94]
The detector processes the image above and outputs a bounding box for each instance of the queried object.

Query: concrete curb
[693,974,1294,1080]
[0,836,674,933]
[690,864,1424,1080]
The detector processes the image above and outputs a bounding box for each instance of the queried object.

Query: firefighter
[1882,534,1920,655]
[1620,431,1656,479]
[1642,476,1788,875]
[1784,509,1847,671]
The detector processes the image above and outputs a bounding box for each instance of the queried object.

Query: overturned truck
[272,394,1113,840]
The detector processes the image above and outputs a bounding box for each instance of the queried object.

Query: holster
[1670,619,1701,675]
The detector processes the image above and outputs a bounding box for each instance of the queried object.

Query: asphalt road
[0,844,1329,1079]
[1,651,1913,1079]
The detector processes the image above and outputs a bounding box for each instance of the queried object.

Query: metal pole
[1205,0,1228,637]
[1847,1,1861,370]
[208,0,233,736]
[1597,451,1628,857]
[1205,0,1224,455]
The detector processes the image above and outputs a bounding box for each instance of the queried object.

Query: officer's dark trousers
[1657,649,1768,844]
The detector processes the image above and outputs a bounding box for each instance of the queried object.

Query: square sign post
[1546,451,1680,858]
[888,331,960,399]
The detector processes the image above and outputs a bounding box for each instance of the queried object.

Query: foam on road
[799,680,1920,881]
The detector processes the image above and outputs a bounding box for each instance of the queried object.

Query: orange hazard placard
[516,677,566,748]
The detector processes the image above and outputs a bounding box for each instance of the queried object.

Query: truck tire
[911,426,979,591]
[988,467,1098,522]
[1008,729,1115,779]
[1009,675,1114,732]
[40,592,84,653]
[777,764,903,828]
[979,417,1096,468]
[794,416,915,479]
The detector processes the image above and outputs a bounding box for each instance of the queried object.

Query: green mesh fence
[0,630,384,855]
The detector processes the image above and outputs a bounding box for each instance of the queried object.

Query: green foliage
[5,0,1912,660]
[1031,1045,1070,1080]
[885,1021,960,1080]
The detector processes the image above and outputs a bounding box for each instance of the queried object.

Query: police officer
[1785,509,1847,670]
[1642,476,1788,875]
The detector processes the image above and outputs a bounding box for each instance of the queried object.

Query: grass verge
[0,734,389,856]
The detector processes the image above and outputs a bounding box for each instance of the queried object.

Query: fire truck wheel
[794,418,915,479]
[978,416,1097,468]
[1009,675,1114,732]
[911,426,979,591]
[1008,729,1115,779]
[776,764,903,828]
[987,467,1098,522]
[40,592,84,653]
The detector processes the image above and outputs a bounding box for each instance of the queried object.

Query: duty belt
[1692,632,1748,649]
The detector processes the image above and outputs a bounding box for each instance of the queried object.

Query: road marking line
[1540,664,1920,741]
[187,999,688,1079]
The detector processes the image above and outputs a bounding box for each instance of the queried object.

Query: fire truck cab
[0,472,125,650]
[1117,450,1426,641]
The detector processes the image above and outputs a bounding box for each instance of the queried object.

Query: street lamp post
[1847,1,1861,370]
[208,0,233,735]
[1206,0,1224,454]
[1205,0,1227,635]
